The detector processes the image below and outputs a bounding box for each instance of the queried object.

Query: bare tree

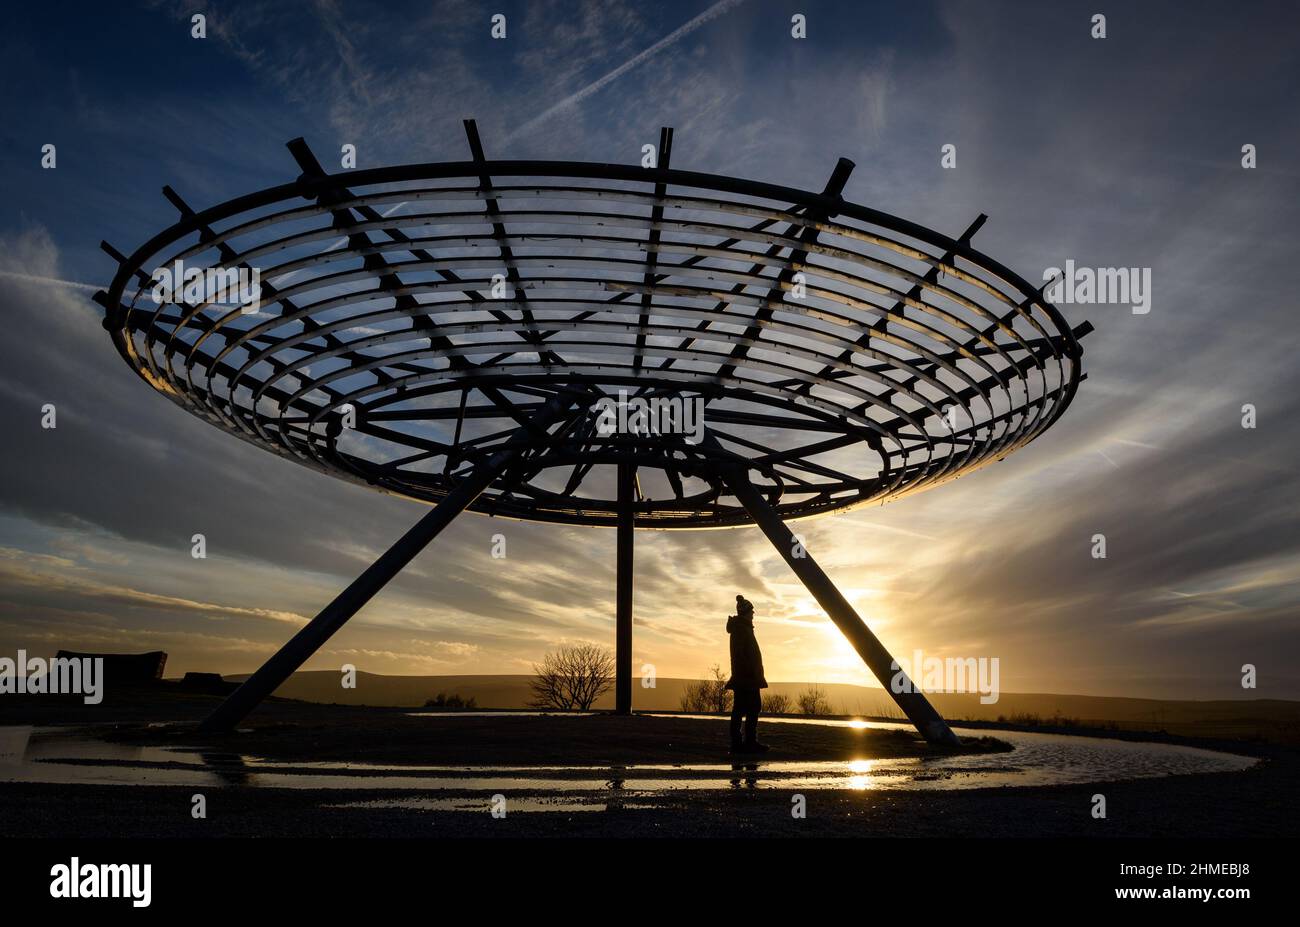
[761,692,792,714]
[680,665,733,713]
[796,686,833,716]
[529,644,615,710]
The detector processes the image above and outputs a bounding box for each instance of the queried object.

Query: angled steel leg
[198,394,576,732]
[716,462,960,746]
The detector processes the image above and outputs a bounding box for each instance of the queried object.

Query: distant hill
[220,671,1300,742]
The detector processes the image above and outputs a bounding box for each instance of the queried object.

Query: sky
[0,0,1297,700]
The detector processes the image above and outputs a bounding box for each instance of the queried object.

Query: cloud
[0,269,101,294]
[506,0,749,142]
[0,546,307,626]
[1,1,1298,697]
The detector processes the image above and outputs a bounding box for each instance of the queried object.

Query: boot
[743,716,769,752]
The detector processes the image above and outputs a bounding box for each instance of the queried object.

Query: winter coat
[725,613,768,690]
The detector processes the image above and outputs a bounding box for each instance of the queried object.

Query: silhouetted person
[726,594,769,753]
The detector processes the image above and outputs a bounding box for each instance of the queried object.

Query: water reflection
[846,759,874,790]
[198,752,254,786]
[729,762,760,789]
[0,719,1259,815]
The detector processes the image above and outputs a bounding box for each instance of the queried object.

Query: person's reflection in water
[729,761,760,789]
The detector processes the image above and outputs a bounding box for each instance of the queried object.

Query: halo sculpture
[96,121,1090,744]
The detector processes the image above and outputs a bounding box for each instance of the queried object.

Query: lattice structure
[98,125,1087,529]
[96,123,1090,741]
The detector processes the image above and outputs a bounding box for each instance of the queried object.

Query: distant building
[54,650,167,686]
[179,672,237,694]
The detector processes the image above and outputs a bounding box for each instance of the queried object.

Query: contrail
[275,198,409,286]
[0,269,102,294]
[507,0,748,142]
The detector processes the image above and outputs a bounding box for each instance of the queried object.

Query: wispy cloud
[0,269,101,294]
[0,547,307,626]
[3,0,1298,696]
[506,0,749,142]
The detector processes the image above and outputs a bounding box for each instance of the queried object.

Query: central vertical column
[615,461,635,714]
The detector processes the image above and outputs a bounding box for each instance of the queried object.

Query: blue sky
[1,0,1297,699]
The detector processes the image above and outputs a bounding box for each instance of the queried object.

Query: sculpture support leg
[717,465,960,746]
[199,394,575,733]
[614,462,635,715]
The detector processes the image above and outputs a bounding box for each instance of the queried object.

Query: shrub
[680,665,732,713]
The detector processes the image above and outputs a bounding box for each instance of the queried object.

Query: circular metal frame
[101,132,1086,528]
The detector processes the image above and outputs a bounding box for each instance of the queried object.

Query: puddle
[0,717,1258,812]
[406,711,594,719]
[325,797,635,813]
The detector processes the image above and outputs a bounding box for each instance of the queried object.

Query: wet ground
[0,715,1256,796]
[0,695,1291,836]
